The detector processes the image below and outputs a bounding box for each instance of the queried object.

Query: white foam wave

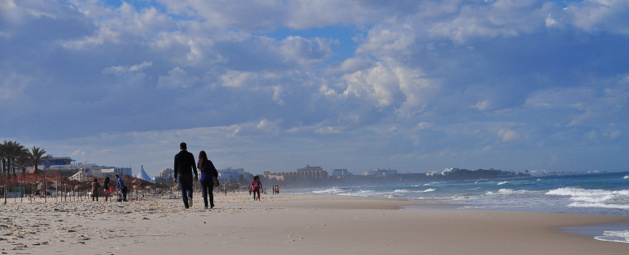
[312,187,344,194]
[568,202,629,210]
[497,181,508,185]
[624,175,629,180]
[422,188,436,193]
[595,230,629,243]
[547,187,629,210]
[485,189,533,196]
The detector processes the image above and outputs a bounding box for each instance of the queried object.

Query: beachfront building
[42,156,75,168]
[156,168,174,179]
[263,171,285,181]
[332,169,350,178]
[264,165,329,181]
[45,162,132,178]
[218,167,252,184]
[152,168,173,182]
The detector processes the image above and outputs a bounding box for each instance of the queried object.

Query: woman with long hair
[198,150,218,209]
[251,176,262,201]
[103,176,110,202]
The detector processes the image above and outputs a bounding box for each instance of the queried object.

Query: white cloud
[498,128,518,142]
[357,20,416,57]
[545,13,559,28]
[278,36,334,65]
[158,0,387,31]
[342,62,400,107]
[315,126,342,135]
[158,67,199,89]
[62,1,174,50]
[420,0,553,43]
[103,61,152,76]
[220,70,256,88]
[472,100,491,111]
[227,119,280,137]
[272,85,285,105]
[566,0,629,35]
[2,0,629,174]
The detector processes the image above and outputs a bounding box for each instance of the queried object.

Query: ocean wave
[595,230,629,244]
[568,202,629,210]
[485,189,534,196]
[548,187,629,209]
[312,187,345,195]
[497,181,508,185]
[624,175,629,180]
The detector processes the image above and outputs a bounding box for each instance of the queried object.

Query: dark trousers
[178,174,193,208]
[201,180,214,208]
[253,189,260,200]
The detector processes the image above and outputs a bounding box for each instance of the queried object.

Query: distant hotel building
[218,167,252,183]
[159,168,174,178]
[264,165,329,181]
[39,156,132,178]
[332,169,350,178]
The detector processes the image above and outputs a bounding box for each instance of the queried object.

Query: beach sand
[1,193,628,254]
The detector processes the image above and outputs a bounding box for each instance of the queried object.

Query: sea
[288,171,629,244]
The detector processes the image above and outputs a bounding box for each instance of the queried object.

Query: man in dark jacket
[174,142,198,208]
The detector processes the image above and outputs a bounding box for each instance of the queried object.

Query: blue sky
[1,0,628,176]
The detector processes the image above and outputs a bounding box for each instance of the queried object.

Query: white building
[218,167,250,183]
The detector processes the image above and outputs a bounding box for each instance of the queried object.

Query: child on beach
[116,174,128,202]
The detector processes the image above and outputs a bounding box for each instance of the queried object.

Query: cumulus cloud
[2,0,629,174]
[158,67,199,89]
[342,62,402,107]
[566,0,629,35]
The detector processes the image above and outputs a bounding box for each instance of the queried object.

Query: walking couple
[174,142,218,209]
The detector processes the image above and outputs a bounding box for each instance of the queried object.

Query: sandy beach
[1,193,628,255]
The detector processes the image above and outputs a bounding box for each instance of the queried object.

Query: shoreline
[1,193,628,254]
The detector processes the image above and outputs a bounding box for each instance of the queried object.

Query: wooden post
[20,175,23,203]
[13,178,16,203]
[3,175,6,205]
[43,173,47,203]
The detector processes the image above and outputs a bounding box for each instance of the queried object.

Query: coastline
[1,193,628,254]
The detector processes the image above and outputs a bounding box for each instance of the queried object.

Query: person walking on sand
[103,176,110,202]
[91,178,100,201]
[198,151,218,209]
[251,176,262,201]
[174,142,198,209]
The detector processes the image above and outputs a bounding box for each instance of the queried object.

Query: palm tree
[26,146,48,174]
[0,141,7,176]
[4,141,27,178]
